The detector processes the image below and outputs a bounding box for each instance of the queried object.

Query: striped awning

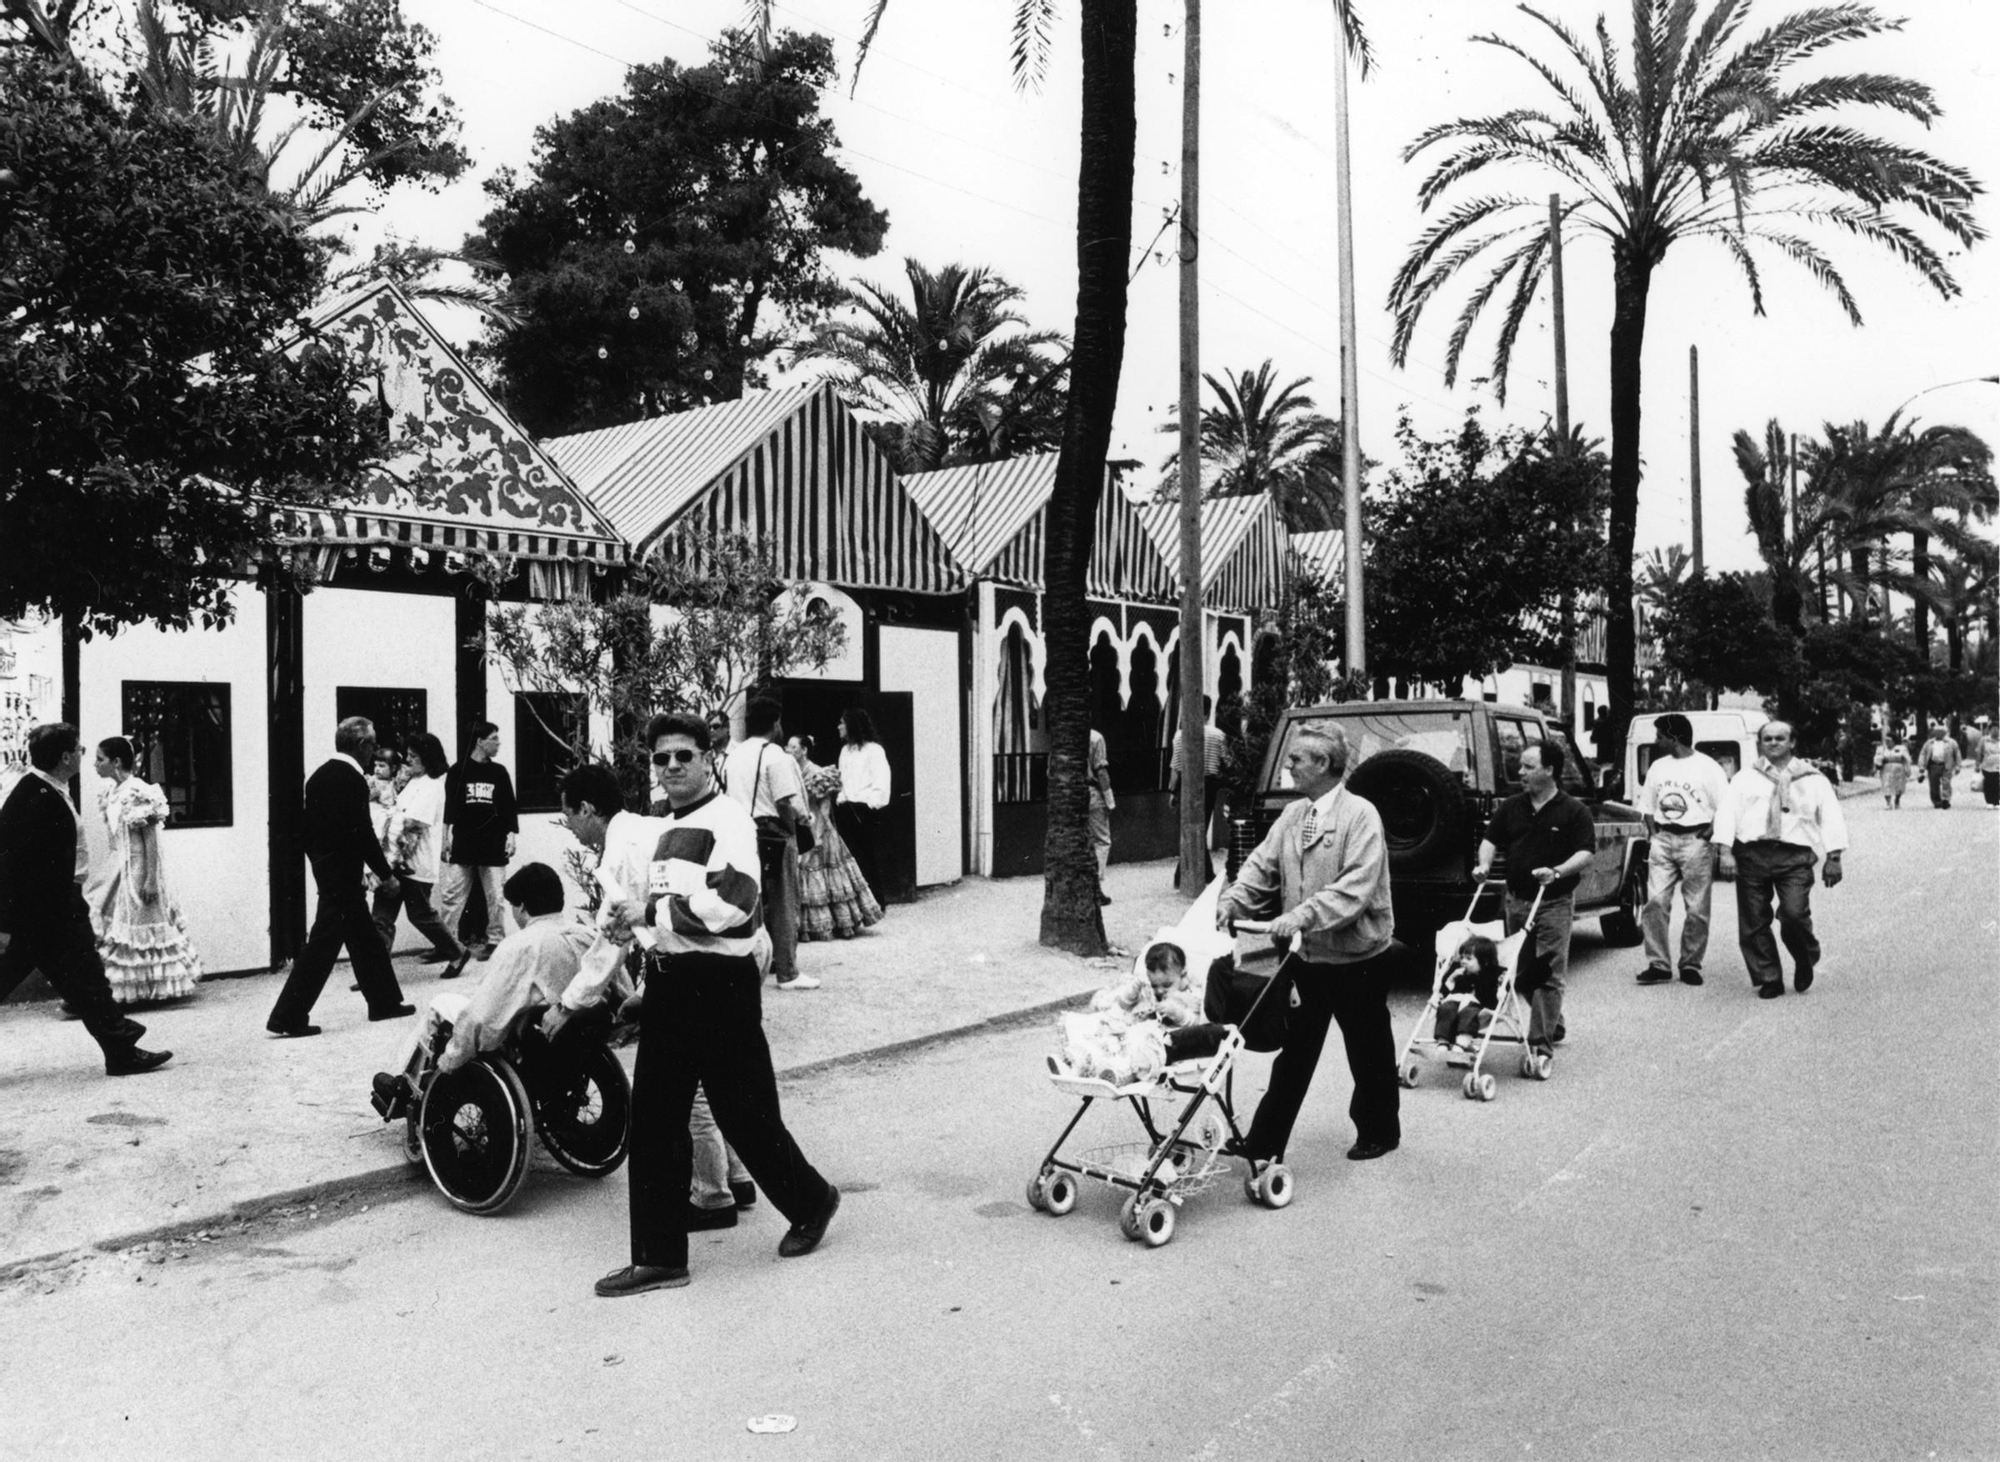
[1288,529,1344,588]
[902,455,1177,603]
[1137,494,1288,612]
[278,281,626,568]
[549,384,964,594]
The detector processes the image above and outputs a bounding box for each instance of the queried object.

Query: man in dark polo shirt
[1473,739,1596,1063]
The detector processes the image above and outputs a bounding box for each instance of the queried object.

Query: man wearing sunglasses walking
[594,712,839,1297]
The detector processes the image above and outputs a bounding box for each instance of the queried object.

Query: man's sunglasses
[652,748,701,767]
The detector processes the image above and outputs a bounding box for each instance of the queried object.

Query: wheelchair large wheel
[532,1044,632,1178]
[418,1057,533,1215]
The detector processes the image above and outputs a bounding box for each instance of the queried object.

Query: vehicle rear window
[1697,740,1741,779]
[1269,711,1473,791]
[1498,719,1585,793]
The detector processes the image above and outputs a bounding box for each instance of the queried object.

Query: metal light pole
[1176,0,1208,889]
[1333,21,1364,685]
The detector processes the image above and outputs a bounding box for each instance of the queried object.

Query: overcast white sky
[377,0,2000,574]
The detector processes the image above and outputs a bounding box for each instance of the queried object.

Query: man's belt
[1659,822,1713,839]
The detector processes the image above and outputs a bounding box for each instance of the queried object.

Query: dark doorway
[770,681,919,904]
[335,686,429,761]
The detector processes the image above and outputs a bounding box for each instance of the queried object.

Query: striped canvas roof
[280,280,625,564]
[1137,494,1288,612]
[1288,530,1344,586]
[549,383,965,594]
[902,455,1178,603]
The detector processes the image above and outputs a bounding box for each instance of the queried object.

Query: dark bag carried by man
[1202,951,1292,1053]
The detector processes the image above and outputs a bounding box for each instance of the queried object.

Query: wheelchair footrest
[371,1072,413,1122]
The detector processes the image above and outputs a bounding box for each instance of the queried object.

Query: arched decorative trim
[1089,614,1129,707]
[994,605,1047,706]
[1126,620,1171,711]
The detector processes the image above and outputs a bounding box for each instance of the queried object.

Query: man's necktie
[1302,803,1320,845]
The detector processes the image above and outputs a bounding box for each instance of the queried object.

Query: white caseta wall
[78,588,270,975]
[878,625,962,887]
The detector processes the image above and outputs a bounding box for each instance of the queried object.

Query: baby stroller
[371,995,633,1215]
[1395,882,1552,1102]
[1027,879,1297,1248]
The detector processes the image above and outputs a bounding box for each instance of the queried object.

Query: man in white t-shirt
[1636,713,1730,987]
[724,697,816,990]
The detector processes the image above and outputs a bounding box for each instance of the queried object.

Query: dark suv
[1232,701,1649,948]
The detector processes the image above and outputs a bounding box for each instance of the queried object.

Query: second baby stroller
[1396,882,1553,1101]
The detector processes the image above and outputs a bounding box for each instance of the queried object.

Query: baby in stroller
[1433,933,1502,1066]
[1055,935,1214,1087]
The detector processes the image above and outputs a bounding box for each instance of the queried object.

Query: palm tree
[1387,1,1984,769]
[797,259,1068,473]
[1155,360,1343,531]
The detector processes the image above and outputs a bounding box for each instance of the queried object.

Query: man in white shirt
[1715,720,1847,999]
[1635,713,1731,987]
[724,697,816,990]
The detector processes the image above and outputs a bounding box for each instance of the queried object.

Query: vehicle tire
[419,1057,533,1215]
[1346,749,1468,872]
[532,1045,632,1178]
[1137,1199,1176,1247]
[1599,880,1646,946]
[1043,1173,1078,1216]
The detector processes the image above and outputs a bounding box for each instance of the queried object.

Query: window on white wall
[336,687,429,763]
[123,681,232,827]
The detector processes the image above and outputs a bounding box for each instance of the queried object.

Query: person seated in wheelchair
[373,862,620,1115]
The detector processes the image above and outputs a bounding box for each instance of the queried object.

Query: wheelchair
[372,998,633,1216]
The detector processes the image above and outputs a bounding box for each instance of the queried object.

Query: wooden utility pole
[1550,194,1575,729]
[1175,0,1207,890]
[1334,22,1364,684]
[1689,345,1703,573]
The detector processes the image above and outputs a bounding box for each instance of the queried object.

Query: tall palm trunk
[1039,0,1135,955]
[1601,248,1653,771]
[1912,526,1931,737]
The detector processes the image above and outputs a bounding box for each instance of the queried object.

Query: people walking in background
[1216,726,1399,1165]
[1716,721,1846,1000]
[91,736,202,1003]
[1917,724,1960,809]
[832,707,891,901]
[1874,732,1912,809]
[372,733,465,973]
[1634,713,1727,988]
[0,724,173,1076]
[705,709,736,792]
[439,721,519,960]
[1171,696,1230,889]
[265,717,414,1038]
[725,697,814,991]
[594,712,839,1298]
[787,734,882,941]
[1474,740,1595,1061]
[1979,720,2000,808]
[1088,720,1114,903]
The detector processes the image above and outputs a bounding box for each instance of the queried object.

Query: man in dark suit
[266,716,416,1037]
[0,724,172,1076]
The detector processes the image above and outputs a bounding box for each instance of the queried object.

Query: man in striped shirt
[595,712,839,1298]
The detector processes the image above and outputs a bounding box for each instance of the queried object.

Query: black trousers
[1244,948,1399,1162]
[627,950,831,1271]
[268,876,405,1029]
[833,803,880,897]
[0,888,144,1055]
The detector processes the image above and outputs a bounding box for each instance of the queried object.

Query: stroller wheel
[1025,1174,1048,1212]
[1399,1060,1422,1089]
[1042,1172,1078,1216]
[1519,1053,1538,1079]
[1476,1073,1498,1102]
[1119,1194,1146,1241]
[1531,1053,1554,1081]
[1253,1163,1294,1210]
[1135,1198,1177,1248]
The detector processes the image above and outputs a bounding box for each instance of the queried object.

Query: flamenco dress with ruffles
[796,762,883,940]
[94,777,203,1002]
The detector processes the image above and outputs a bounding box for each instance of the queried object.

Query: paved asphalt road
[6,792,1995,1461]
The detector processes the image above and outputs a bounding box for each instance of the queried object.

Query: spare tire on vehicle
[1345,749,1468,871]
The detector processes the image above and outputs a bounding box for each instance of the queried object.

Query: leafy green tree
[1155,359,1345,532]
[465,29,888,438]
[1387,0,1984,769]
[0,49,384,636]
[1362,413,1612,688]
[484,531,846,808]
[798,258,1069,473]
[1652,572,1796,697]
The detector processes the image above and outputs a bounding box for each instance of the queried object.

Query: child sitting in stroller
[1054,938,1207,1086]
[1433,932,1502,1066]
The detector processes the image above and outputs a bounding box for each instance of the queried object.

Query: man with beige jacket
[1216,726,1399,1164]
